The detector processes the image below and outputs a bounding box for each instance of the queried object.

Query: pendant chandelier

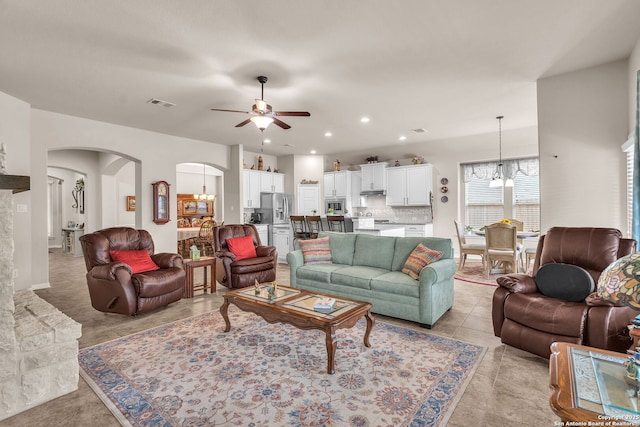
[194,164,216,200]
[489,115,514,188]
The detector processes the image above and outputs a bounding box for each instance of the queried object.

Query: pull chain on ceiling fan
[210,76,310,132]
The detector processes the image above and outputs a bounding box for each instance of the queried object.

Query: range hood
[360,189,386,196]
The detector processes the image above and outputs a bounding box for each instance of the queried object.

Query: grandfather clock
[152,180,170,224]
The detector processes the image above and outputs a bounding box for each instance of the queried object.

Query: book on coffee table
[314,297,336,313]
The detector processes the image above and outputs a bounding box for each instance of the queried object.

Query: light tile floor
[0,251,558,426]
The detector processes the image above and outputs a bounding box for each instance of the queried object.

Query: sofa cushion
[226,235,257,261]
[110,249,159,274]
[392,237,452,271]
[299,236,332,264]
[319,231,357,265]
[401,243,443,280]
[371,271,420,298]
[353,234,396,270]
[296,264,347,283]
[331,266,388,290]
[536,263,595,302]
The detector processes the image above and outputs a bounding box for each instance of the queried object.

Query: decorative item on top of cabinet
[365,156,378,163]
[258,156,264,170]
[412,155,424,165]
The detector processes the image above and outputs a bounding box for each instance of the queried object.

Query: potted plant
[311,209,317,215]
[327,208,334,214]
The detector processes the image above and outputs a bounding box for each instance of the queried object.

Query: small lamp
[597,252,640,350]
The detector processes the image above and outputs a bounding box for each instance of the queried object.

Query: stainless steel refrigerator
[258,192,293,225]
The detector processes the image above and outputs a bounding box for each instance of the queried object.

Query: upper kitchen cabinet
[360,162,388,193]
[260,171,285,193]
[243,169,262,208]
[323,171,349,198]
[386,164,432,206]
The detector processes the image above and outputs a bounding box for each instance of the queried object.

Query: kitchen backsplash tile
[354,194,432,223]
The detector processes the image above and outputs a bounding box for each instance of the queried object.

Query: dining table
[472,229,539,239]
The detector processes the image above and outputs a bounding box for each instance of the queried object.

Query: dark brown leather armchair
[492,227,637,358]
[213,224,277,288]
[79,227,185,315]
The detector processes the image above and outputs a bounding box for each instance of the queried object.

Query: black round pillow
[535,263,595,302]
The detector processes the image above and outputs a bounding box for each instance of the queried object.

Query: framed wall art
[126,195,135,211]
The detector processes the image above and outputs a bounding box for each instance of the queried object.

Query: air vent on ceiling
[146,98,176,107]
[412,128,428,133]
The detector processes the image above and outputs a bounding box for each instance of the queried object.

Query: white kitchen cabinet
[404,224,433,237]
[260,171,285,193]
[385,164,432,206]
[297,184,320,215]
[253,224,270,246]
[352,217,374,230]
[243,169,262,208]
[360,162,387,192]
[272,227,291,263]
[323,171,349,198]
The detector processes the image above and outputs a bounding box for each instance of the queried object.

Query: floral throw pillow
[299,236,332,264]
[401,243,443,280]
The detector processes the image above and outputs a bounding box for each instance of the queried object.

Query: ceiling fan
[210,76,310,132]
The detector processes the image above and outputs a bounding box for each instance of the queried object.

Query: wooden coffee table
[220,284,374,374]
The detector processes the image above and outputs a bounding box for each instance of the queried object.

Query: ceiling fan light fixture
[250,115,274,131]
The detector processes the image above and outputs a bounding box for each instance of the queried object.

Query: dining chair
[484,222,521,274]
[190,220,214,256]
[453,220,486,270]
[305,215,323,238]
[290,216,310,239]
[508,218,525,269]
[326,215,346,232]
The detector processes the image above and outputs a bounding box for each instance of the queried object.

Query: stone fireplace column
[0,143,82,421]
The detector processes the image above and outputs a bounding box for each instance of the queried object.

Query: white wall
[21,108,231,290]
[537,60,629,233]
[322,127,539,239]
[0,91,32,289]
[629,39,640,133]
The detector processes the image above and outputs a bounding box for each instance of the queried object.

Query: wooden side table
[183,256,216,298]
[549,342,640,425]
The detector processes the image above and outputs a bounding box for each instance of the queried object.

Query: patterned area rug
[454,262,504,286]
[79,308,486,427]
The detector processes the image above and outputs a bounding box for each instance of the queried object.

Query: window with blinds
[625,145,634,238]
[463,157,540,231]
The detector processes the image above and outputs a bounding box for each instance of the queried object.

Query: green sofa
[286,232,456,328]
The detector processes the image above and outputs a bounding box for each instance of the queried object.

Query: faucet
[366,212,372,217]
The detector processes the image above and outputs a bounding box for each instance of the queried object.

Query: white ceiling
[1,0,639,157]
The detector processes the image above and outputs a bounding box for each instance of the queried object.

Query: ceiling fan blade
[275,111,311,117]
[210,108,251,114]
[235,118,252,128]
[273,118,291,129]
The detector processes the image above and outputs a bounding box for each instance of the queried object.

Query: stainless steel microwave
[326,199,345,213]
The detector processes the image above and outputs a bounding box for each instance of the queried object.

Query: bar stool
[326,215,346,232]
[305,216,323,238]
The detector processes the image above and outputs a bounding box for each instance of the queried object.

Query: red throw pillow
[227,235,257,261]
[110,250,160,274]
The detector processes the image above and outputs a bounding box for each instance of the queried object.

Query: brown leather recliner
[213,224,277,289]
[492,227,637,358]
[79,227,185,315]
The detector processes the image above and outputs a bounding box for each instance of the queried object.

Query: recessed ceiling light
[360,117,370,123]
[263,139,271,144]
[310,150,317,154]
[398,136,407,141]
[324,132,333,137]
[412,128,428,133]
